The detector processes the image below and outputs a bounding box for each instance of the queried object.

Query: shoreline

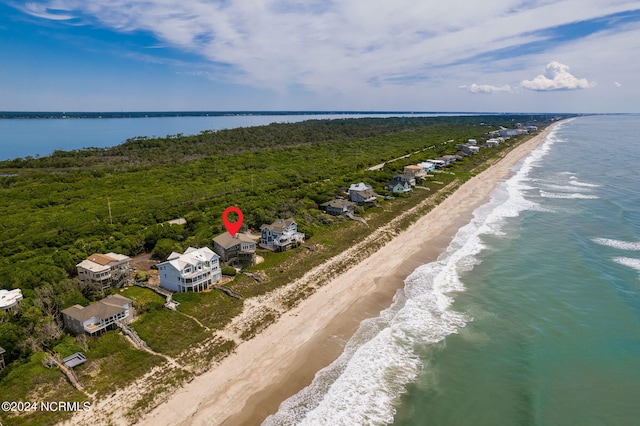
[136,123,559,426]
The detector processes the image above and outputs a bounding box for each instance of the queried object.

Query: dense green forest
[0,114,565,425]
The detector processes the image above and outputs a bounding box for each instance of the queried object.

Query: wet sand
[138,123,559,426]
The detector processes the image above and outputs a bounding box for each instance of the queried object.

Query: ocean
[0,112,446,161]
[263,115,640,425]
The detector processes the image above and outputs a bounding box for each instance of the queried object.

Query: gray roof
[352,189,376,198]
[390,175,411,184]
[63,352,87,368]
[349,182,372,192]
[321,199,356,208]
[213,232,256,249]
[62,294,132,323]
[261,218,295,232]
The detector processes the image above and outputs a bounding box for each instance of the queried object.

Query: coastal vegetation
[0,114,565,425]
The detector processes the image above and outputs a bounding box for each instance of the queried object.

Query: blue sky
[1,1,639,112]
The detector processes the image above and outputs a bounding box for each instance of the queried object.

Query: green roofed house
[61,294,134,336]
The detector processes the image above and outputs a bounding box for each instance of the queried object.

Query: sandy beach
[136,123,558,426]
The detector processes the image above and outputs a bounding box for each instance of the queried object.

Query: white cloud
[460,83,513,94]
[21,2,76,20]
[614,81,623,87]
[14,1,639,96]
[520,61,595,91]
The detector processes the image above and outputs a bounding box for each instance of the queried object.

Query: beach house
[348,182,372,195]
[157,247,222,292]
[350,189,377,206]
[386,175,413,193]
[484,138,500,147]
[320,199,356,216]
[260,218,305,251]
[441,155,459,165]
[403,165,426,179]
[61,294,133,336]
[347,182,377,206]
[76,252,133,289]
[212,232,257,267]
[498,128,520,137]
[0,289,22,311]
[417,161,436,173]
[457,144,480,155]
[428,159,446,169]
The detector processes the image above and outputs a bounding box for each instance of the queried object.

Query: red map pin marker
[222,206,243,237]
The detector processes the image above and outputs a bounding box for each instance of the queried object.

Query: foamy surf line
[263,125,564,426]
[538,184,596,193]
[592,238,640,251]
[539,190,599,199]
[613,257,640,273]
[569,177,601,188]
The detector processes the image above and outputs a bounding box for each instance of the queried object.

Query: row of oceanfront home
[319,124,538,212]
[73,216,306,292]
[57,217,306,336]
[12,123,538,337]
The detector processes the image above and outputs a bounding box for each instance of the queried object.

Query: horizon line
[0,110,589,117]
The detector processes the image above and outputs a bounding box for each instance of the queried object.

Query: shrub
[135,270,149,282]
[221,265,237,276]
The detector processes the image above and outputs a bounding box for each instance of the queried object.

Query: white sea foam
[593,238,640,251]
[569,179,600,188]
[540,184,594,193]
[263,126,560,426]
[539,190,599,199]
[612,257,640,273]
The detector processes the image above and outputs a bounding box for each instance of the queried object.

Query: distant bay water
[0,112,456,161]
[265,114,640,425]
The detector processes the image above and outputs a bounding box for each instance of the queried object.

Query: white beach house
[157,247,222,292]
[0,289,23,311]
[417,161,436,173]
[260,218,305,251]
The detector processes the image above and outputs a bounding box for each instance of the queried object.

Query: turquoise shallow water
[393,115,640,425]
[265,115,640,425]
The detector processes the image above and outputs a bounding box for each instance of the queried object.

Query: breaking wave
[539,184,594,193]
[539,191,599,199]
[592,238,640,251]
[612,257,640,273]
[263,126,561,426]
[569,177,601,188]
